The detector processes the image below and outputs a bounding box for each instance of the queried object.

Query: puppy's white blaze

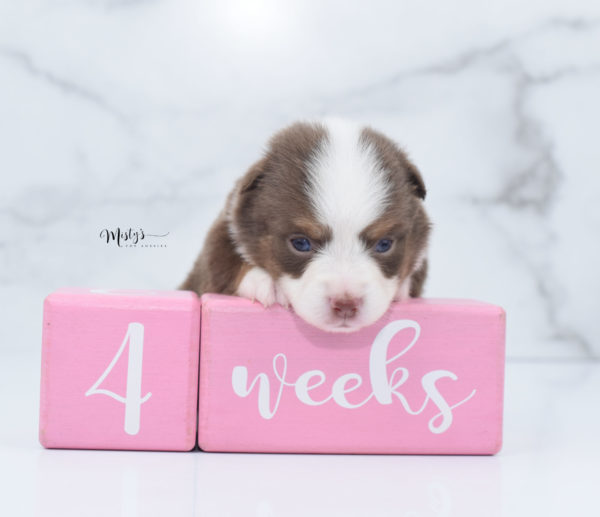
[307,119,391,235]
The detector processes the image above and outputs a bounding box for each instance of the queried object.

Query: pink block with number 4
[198,294,506,454]
[40,288,200,451]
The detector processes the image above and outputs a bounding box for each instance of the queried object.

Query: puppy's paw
[275,285,291,309]
[237,267,277,307]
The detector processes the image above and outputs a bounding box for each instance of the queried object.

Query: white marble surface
[2,351,599,516]
[1,1,600,358]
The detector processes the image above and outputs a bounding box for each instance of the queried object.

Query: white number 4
[85,322,152,435]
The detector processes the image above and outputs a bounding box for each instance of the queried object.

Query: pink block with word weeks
[40,288,200,451]
[198,294,506,454]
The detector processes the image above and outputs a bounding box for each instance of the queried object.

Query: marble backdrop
[1,0,599,358]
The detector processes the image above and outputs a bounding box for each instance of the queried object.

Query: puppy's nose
[331,297,362,319]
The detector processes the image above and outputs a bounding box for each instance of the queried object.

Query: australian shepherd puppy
[181,119,431,332]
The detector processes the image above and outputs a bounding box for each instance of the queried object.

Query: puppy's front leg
[236,267,289,308]
[394,277,412,302]
[394,258,428,301]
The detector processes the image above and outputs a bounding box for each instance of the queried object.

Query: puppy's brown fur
[181,121,430,300]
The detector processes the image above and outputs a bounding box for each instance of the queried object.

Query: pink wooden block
[198,294,505,454]
[40,288,200,451]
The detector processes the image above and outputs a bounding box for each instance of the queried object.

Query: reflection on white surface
[2,353,599,516]
[30,448,500,517]
[34,450,196,517]
[194,453,500,516]
[121,466,139,517]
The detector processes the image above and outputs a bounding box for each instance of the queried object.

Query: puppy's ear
[405,160,427,200]
[239,158,268,194]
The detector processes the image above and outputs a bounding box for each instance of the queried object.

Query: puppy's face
[230,120,430,332]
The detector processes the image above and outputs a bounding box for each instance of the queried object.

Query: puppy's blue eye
[375,238,393,253]
[291,237,312,252]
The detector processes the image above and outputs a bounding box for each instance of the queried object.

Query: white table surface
[1,351,598,517]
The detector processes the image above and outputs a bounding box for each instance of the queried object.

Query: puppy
[181,119,431,332]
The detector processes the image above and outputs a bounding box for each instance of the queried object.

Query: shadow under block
[198,294,506,454]
[40,288,201,451]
